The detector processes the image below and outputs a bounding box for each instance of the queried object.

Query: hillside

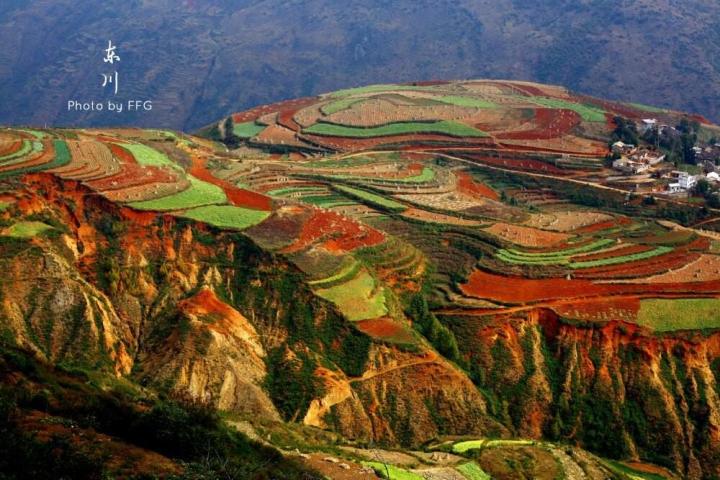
[1,0,720,130]
[1,80,720,478]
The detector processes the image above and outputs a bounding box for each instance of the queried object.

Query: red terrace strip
[577,95,646,119]
[282,208,384,254]
[232,96,319,124]
[189,156,272,211]
[496,108,582,141]
[573,252,702,280]
[0,140,23,157]
[497,141,607,157]
[460,268,720,304]
[0,142,53,173]
[456,153,569,175]
[109,143,137,164]
[86,163,180,191]
[300,132,496,152]
[573,216,632,234]
[255,181,323,194]
[457,171,499,200]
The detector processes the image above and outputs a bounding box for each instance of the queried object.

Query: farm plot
[0,140,23,158]
[624,254,720,283]
[0,140,43,168]
[128,175,226,211]
[395,191,481,212]
[524,211,614,232]
[282,208,385,253]
[553,297,639,322]
[496,108,582,141]
[120,143,177,169]
[233,121,266,139]
[456,462,492,480]
[180,205,270,230]
[496,239,615,266]
[1,221,55,238]
[315,269,388,321]
[402,208,484,226]
[525,97,607,122]
[303,120,488,138]
[636,298,720,331]
[49,140,120,180]
[484,223,569,247]
[457,172,499,200]
[335,185,407,212]
[324,99,480,127]
[0,140,69,178]
[86,163,181,191]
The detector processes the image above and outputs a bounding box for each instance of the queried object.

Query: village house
[641,118,657,133]
[613,158,649,174]
[612,141,636,155]
[611,147,665,175]
[667,171,698,194]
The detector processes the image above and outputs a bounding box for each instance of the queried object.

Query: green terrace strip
[308,258,362,288]
[129,176,227,211]
[637,298,720,332]
[0,141,44,168]
[315,270,388,321]
[328,83,439,98]
[121,143,177,169]
[0,140,33,163]
[179,205,270,230]
[0,140,70,179]
[527,96,607,122]
[569,246,672,269]
[2,221,54,238]
[500,239,615,260]
[303,120,488,138]
[437,95,497,108]
[18,128,47,139]
[266,186,327,197]
[456,462,492,480]
[0,201,11,212]
[361,462,424,480]
[452,439,536,454]
[329,166,436,184]
[334,185,407,212]
[300,195,356,208]
[320,98,363,115]
[626,102,667,113]
[233,121,266,139]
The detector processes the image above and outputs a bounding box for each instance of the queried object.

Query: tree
[694,178,711,196]
[611,116,639,145]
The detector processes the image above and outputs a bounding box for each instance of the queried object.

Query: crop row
[334,185,406,212]
[303,120,488,138]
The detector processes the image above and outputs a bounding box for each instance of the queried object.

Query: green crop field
[315,270,387,321]
[0,141,44,168]
[122,143,177,169]
[129,176,227,211]
[180,205,270,230]
[300,195,356,208]
[304,120,488,138]
[497,239,615,265]
[328,83,436,98]
[328,166,436,184]
[321,98,363,115]
[637,298,720,332]
[453,439,535,454]
[308,258,362,288]
[2,221,54,238]
[528,97,607,122]
[233,121,266,139]
[456,462,492,480]
[0,140,70,179]
[266,186,327,197]
[438,95,497,108]
[0,140,32,163]
[361,462,424,480]
[334,185,406,212]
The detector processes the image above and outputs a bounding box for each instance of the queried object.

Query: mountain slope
[1,0,720,130]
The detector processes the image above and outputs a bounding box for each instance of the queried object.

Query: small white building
[641,118,657,133]
[678,171,697,190]
[706,172,720,183]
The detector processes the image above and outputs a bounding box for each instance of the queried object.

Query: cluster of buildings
[611,141,666,175]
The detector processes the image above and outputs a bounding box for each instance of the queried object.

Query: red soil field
[0,141,54,173]
[461,268,720,304]
[457,153,569,175]
[86,164,180,191]
[109,144,137,164]
[301,132,496,152]
[189,156,272,211]
[282,208,384,253]
[457,171,499,200]
[355,317,415,343]
[496,108,581,141]
[573,216,632,234]
[232,96,319,124]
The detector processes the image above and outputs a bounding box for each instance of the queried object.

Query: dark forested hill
[1,0,719,130]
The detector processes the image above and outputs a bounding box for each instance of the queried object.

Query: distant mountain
[1,0,719,130]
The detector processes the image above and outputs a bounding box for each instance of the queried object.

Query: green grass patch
[266,186,327,197]
[315,270,387,321]
[361,462,424,480]
[452,439,535,453]
[334,185,406,212]
[456,462,492,480]
[18,129,47,139]
[308,258,362,288]
[129,176,227,211]
[437,95,497,109]
[304,120,488,138]
[232,121,266,139]
[2,221,54,238]
[637,298,720,332]
[300,195,356,208]
[179,205,269,230]
[121,143,177,169]
[528,97,606,122]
